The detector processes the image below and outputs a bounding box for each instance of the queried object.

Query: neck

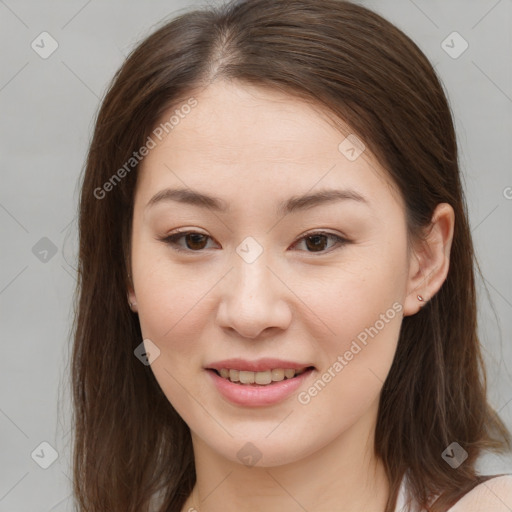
[183,404,390,512]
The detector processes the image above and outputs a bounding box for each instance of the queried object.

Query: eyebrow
[145,187,368,215]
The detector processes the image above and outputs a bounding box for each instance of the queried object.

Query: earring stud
[417,295,424,302]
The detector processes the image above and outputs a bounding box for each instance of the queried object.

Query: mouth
[207,366,315,386]
[205,359,316,406]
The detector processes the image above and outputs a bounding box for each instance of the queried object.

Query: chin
[196,428,326,469]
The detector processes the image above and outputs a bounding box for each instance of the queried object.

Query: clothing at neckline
[393,471,511,512]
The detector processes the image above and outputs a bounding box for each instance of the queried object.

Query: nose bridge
[231,237,274,300]
[216,236,291,337]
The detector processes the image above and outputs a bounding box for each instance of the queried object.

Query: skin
[128,79,455,512]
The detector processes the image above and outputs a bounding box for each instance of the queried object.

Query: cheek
[293,248,406,411]
[131,232,208,336]
[305,250,406,350]
[132,256,213,424]
[135,270,209,356]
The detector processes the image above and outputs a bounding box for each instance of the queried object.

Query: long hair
[71,1,511,510]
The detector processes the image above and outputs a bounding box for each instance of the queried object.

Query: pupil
[187,233,207,250]
[306,235,326,252]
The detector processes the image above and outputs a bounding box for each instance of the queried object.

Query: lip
[205,365,315,407]
[206,358,312,372]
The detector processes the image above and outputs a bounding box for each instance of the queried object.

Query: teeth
[271,368,285,381]
[255,370,272,385]
[239,371,255,384]
[217,367,308,385]
[284,369,295,379]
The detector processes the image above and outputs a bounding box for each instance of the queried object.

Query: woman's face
[129,80,418,467]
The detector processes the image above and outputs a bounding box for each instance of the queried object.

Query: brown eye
[305,234,329,252]
[183,233,208,250]
[293,232,348,254]
[159,230,348,255]
[161,231,216,252]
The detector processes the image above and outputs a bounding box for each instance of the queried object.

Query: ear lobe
[403,203,455,317]
[127,287,138,313]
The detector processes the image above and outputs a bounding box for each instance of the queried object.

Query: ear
[127,274,138,313]
[403,203,455,317]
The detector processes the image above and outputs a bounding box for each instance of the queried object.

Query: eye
[158,230,349,254]
[159,229,218,252]
[291,231,348,253]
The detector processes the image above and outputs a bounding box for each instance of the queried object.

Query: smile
[216,367,309,385]
[206,365,315,407]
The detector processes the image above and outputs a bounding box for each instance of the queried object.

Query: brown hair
[71,0,511,510]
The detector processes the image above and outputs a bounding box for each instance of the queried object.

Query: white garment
[394,473,425,512]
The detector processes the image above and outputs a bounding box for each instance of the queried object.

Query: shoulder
[448,474,512,512]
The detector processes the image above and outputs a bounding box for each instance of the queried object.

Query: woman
[71,0,512,510]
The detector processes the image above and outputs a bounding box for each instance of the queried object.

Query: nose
[215,250,293,339]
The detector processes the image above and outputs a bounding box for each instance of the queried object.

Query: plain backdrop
[1,0,511,510]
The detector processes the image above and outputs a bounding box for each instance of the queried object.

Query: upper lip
[206,358,314,372]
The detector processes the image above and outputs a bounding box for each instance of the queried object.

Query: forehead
[152,81,350,160]
[136,80,402,210]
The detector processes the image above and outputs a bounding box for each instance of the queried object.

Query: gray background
[1,0,511,510]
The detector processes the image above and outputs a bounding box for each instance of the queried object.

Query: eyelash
[158,229,349,255]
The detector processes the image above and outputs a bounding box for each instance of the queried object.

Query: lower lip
[206,368,314,407]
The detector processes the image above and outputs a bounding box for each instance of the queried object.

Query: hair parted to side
[71,0,511,511]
